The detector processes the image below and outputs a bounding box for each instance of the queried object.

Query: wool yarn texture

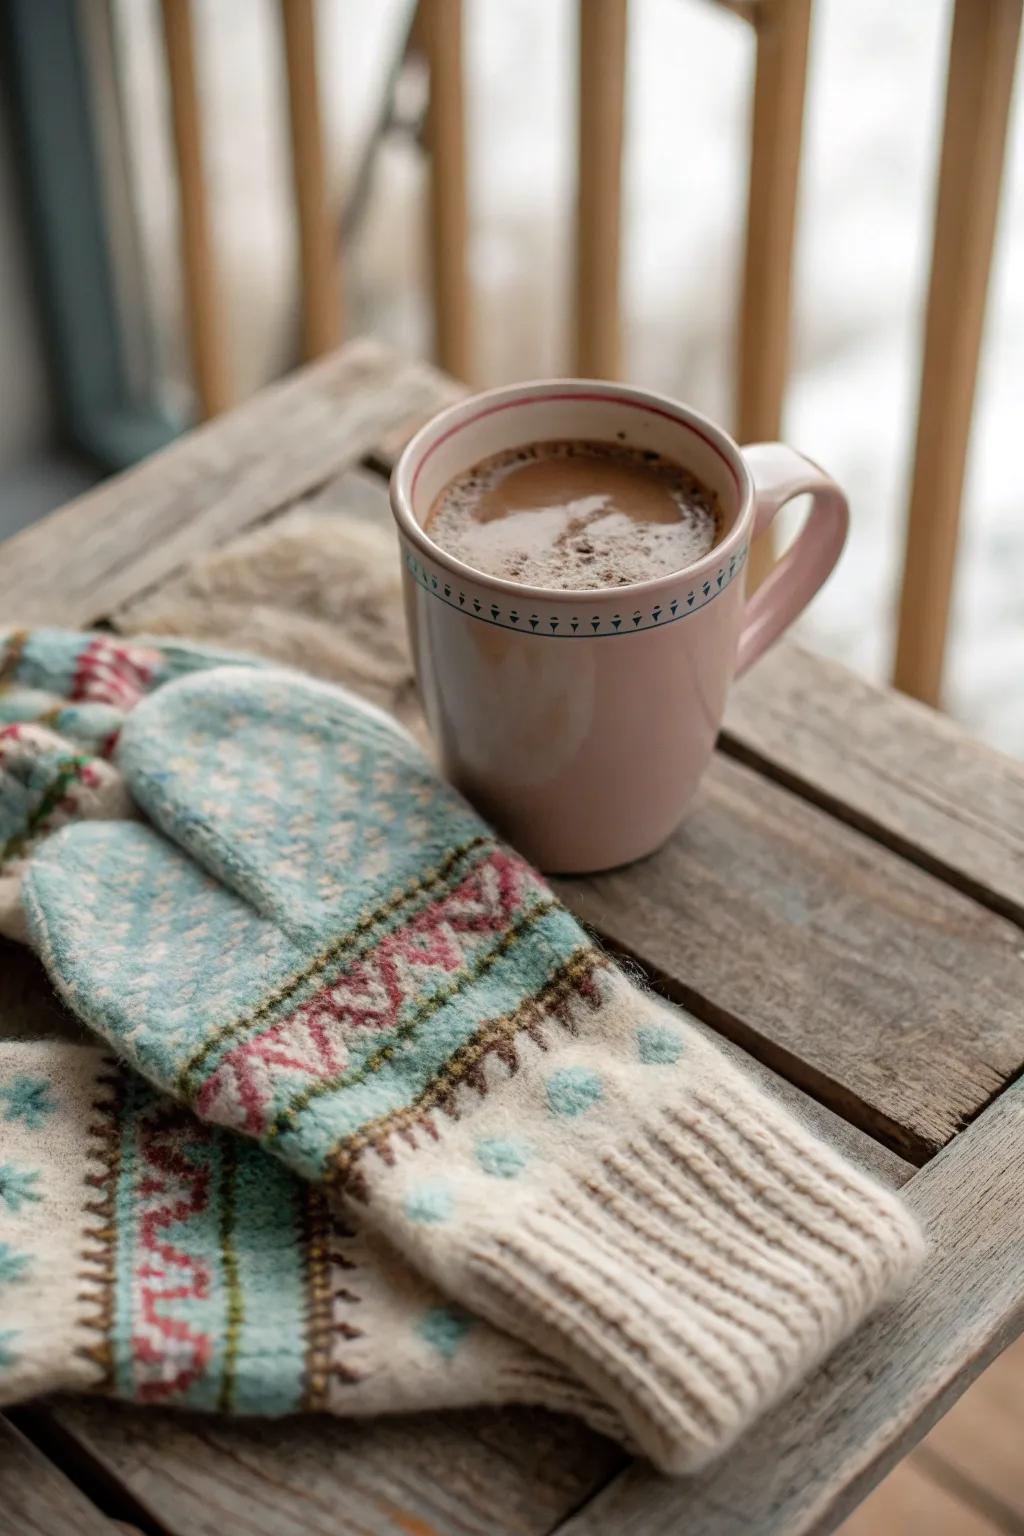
[3,630,925,1472]
[0,1040,618,1430]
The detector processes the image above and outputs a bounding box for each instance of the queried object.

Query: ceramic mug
[390,381,848,873]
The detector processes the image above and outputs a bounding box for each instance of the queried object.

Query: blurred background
[0,0,1021,752]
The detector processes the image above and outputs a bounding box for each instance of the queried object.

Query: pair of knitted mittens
[0,629,924,1473]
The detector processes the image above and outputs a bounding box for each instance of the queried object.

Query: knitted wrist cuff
[457,1075,923,1474]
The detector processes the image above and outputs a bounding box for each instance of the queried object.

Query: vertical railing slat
[279,0,342,360]
[892,0,1022,706]
[159,0,232,418]
[736,0,812,588]
[420,0,472,381]
[574,0,628,379]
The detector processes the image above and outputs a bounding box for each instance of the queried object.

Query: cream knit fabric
[0,1041,620,1432]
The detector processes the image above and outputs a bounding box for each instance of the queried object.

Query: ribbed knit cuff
[460,1076,924,1474]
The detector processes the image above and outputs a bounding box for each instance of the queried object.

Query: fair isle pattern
[186,847,556,1151]
[1,630,260,941]
[25,667,606,1185]
[78,1065,337,1413]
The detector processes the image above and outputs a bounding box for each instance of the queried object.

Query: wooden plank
[420,0,473,380]
[552,1074,1024,1536]
[574,0,628,379]
[554,751,1024,1163]
[278,0,342,359]
[0,1416,120,1536]
[0,342,459,626]
[47,1401,620,1536]
[736,0,813,588]
[724,641,1024,926]
[893,0,1022,707]
[159,0,232,419]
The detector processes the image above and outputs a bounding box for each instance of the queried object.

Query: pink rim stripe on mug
[391,380,848,873]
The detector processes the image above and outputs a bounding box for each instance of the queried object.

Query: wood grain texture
[279,0,342,359]
[554,752,1024,1162]
[47,1402,620,1536]
[553,1075,1024,1536]
[574,0,628,378]
[736,0,813,588]
[724,641,1024,926]
[0,342,458,626]
[0,1416,118,1536]
[893,0,1023,706]
[159,0,232,418]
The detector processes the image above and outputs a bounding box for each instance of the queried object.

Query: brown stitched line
[620,1131,835,1336]
[648,1114,870,1311]
[267,898,560,1148]
[596,1142,828,1334]
[696,1086,910,1248]
[325,947,607,1195]
[176,836,488,1098]
[474,1239,725,1441]
[522,1214,754,1413]
[568,1174,794,1373]
[73,1059,127,1387]
[0,629,27,691]
[301,1189,338,1410]
[666,1101,884,1282]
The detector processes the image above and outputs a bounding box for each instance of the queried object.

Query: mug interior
[405,387,749,553]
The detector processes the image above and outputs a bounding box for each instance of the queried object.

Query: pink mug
[390,381,848,873]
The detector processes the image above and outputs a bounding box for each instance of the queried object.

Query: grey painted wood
[552,1074,1024,1536]
[724,641,1024,926]
[0,1415,120,1536]
[48,1401,621,1536]
[554,752,1024,1162]
[0,341,457,626]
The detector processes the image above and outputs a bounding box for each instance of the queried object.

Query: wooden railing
[155,0,1021,709]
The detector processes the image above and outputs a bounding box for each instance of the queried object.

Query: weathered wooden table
[1,340,1023,1536]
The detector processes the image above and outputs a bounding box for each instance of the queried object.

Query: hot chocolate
[424,439,722,591]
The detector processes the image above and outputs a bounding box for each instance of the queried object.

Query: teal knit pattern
[23,667,603,1187]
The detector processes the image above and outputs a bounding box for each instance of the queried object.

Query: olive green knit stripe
[176,836,489,1099]
[216,1135,243,1414]
[265,897,558,1145]
[1,754,93,865]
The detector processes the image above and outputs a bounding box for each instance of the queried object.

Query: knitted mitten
[21,665,924,1472]
[0,629,251,941]
[0,1041,617,1430]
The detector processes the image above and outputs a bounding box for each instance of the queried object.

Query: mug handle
[735,442,849,678]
